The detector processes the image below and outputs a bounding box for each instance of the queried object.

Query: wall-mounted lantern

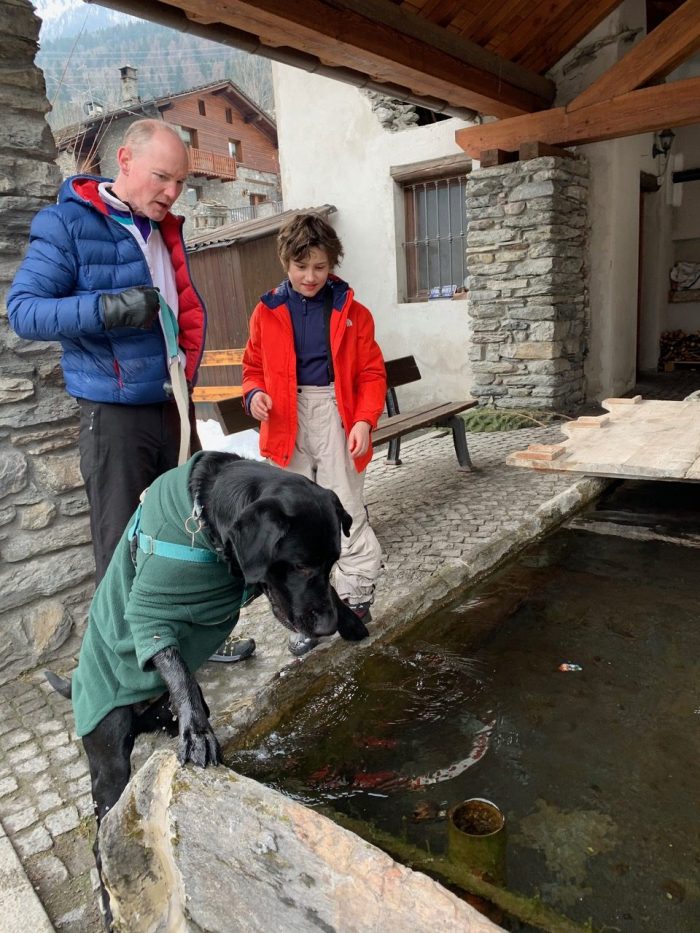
[652,128,675,159]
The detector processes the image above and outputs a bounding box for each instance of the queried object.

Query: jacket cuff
[244,388,262,415]
[354,409,381,430]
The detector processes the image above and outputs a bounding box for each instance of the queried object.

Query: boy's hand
[250,392,273,422]
[348,421,371,459]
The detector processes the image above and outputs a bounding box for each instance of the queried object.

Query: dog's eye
[294,564,313,575]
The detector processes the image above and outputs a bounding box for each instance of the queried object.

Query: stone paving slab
[0,425,606,931]
[0,819,55,932]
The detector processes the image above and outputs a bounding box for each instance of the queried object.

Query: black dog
[46,451,368,927]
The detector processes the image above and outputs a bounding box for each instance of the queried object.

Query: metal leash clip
[184,497,205,548]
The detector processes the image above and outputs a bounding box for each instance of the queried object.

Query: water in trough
[229,481,700,931]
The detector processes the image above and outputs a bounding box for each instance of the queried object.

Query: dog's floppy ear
[329,490,353,538]
[334,590,369,642]
[227,498,289,582]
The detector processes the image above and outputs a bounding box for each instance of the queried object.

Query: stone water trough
[100,749,499,932]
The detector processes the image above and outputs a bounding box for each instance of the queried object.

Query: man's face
[286,247,331,298]
[114,130,189,221]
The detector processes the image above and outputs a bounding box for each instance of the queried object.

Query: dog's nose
[309,612,336,638]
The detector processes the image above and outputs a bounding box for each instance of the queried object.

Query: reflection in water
[230,527,700,932]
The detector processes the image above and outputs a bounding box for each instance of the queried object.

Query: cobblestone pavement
[0,425,606,932]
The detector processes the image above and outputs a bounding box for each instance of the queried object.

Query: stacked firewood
[659,330,700,364]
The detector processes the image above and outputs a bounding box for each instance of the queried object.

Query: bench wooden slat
[373,399,478,445]
[192,385,244,402]
[201,349,245,367]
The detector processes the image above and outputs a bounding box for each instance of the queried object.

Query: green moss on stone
[462,408,567,433]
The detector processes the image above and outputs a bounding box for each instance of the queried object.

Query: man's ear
[227,498,288,582]
[115,144,131,175]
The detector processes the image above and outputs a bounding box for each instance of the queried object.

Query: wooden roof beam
[568,0,700,112]
[454,76,700,156]
[162,0,554,117]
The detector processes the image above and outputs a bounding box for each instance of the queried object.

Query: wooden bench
[373,355,477,471]
[193,350,477,470]
[192,348,257,435]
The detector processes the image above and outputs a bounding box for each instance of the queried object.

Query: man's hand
[101,286,160,330]
[250,391,273,422]
[348,421,371,458]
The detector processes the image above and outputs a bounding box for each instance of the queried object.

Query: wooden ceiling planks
[404,0,627,75]
[412,0,467,29]
[514,0,625,72]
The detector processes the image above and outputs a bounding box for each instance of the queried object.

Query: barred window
[403,174,468,301]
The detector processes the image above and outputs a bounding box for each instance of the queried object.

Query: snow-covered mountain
[34,0,134,41]
[33,0,274,130]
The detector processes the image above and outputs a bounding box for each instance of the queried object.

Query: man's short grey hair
[122,119,184,153]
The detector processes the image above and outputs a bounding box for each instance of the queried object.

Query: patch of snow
[197,420,263,460]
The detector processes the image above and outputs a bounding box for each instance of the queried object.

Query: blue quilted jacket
[7,175,206,404]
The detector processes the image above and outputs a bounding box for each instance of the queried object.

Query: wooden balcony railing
[188,148,237,180]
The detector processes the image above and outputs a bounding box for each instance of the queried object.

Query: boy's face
[287,247,331,298]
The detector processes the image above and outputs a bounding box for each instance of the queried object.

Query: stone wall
[466,155,589,411]
[0,0,94,684]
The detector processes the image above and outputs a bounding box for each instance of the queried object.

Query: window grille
[403,174,468,301]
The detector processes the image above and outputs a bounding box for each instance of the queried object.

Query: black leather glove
[101,287,160,330]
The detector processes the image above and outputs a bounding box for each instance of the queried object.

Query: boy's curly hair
[277,213,344,269]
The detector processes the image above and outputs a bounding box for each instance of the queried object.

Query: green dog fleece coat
[71,453,249,737]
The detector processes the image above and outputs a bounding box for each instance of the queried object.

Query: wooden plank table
[507,396,700,482]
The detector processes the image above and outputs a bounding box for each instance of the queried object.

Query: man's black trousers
[77,399,201,583]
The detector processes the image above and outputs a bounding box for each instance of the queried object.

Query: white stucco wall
[272,64,475,408]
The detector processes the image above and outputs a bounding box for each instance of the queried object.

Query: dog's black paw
[178,721,222,768]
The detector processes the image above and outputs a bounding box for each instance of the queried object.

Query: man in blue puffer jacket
[8,119,208,584]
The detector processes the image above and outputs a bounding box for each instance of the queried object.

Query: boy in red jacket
[243,213,387,655]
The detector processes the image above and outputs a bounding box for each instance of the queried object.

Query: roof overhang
[87,1,700,155]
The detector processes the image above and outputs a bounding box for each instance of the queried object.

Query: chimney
[120,65,139,105]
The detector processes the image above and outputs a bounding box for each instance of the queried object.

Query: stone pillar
[466,155,589,411]
[0,0,94,684]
